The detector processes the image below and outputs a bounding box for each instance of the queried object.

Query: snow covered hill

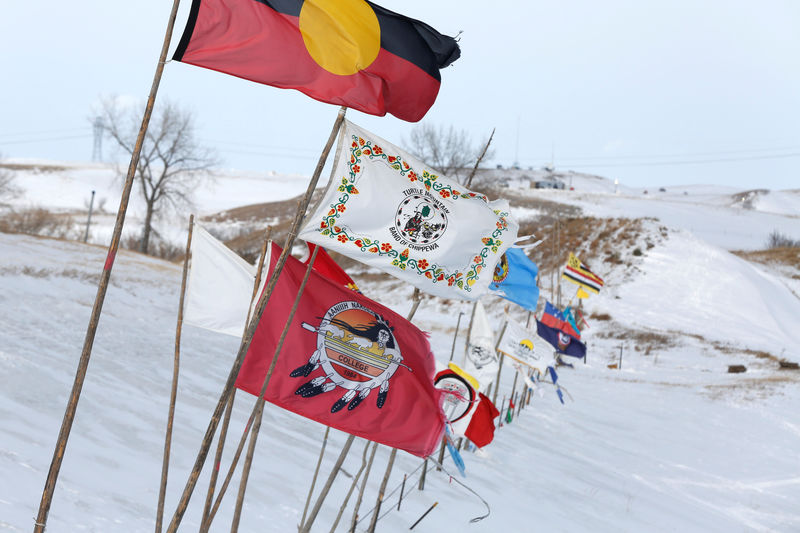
[2,161,800,532]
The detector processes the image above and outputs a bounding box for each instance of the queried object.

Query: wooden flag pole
[155,215,194,533]
[349,442,379,533]
[307,289,421,533]
[464,128,495,189]
[299,426,331,532]
[200,226,272,529]
[166,106,346,533]
[227,227,275,532]
[34,2,183,531]
[329,439,372,533]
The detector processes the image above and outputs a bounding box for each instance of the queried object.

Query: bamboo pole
[228,227,275,533]
[349,442,378,533]
[166,106,346,533]
[299,434,356,533]
[203,245,322,532]
[154,215,194,533]
[201,226,271,529]
[299,426,331,532]
[34,2,183,531]
[329,439,371,533]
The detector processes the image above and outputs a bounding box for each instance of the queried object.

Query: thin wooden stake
[397,475,407,511]
[349,442,378,533]
[166,106,346,533]
[299,434,356,533]
[201,226,271,529]
[155,215,194,533]
[435,439,446,473]
[34,2,184,531]
[329,439,371,533]
[299,426,331,532]
[366,448,397,533]
[409,502,437,530]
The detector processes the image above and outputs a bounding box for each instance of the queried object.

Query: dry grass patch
[732,247,800,269]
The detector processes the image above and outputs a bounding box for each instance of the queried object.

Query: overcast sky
[1,0,798,189]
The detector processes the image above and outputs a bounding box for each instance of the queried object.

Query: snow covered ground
[2,162,800,532]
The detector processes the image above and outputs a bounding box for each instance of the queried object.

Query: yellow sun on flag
[299,0,381,76]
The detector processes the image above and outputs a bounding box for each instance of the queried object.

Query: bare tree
[405,124,493,183]
[0,154,21,207]
[99,98,217,254]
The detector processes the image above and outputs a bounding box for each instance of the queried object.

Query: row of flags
[167,0,607,463]
[182,169,604,458]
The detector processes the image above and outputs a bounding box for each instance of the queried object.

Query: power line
[0,127,88,139]
[0,134,92,146]
[561,151,800,168]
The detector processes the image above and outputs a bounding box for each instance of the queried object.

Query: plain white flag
[184,225,256,337]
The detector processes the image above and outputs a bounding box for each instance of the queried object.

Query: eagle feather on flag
[299,120,519,300]
[561,252,604,294]
[236,242,445,457]
[172,0,460,122]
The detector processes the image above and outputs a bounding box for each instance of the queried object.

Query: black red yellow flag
[173,0,460,122]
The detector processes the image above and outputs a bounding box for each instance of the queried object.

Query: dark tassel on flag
[290,363,316,378]
[376,390,388,409]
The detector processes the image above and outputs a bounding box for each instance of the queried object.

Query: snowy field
[2,162,800,532]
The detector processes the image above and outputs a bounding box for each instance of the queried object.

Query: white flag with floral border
[299,120,519,300]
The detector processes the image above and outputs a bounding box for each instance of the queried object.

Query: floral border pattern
[316,134,513,294]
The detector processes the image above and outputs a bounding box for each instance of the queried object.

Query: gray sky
[1,0,798,189]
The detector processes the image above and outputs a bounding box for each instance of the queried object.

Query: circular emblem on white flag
[394,195,447,245]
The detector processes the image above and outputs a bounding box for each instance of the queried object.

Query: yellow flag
[576,287,590,299]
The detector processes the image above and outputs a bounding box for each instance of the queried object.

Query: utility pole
[92,117,103,162]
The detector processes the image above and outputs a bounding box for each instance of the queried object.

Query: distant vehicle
[534,179,565,190]
[659,187,666,192]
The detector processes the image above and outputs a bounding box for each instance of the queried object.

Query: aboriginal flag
[173,0,460,122]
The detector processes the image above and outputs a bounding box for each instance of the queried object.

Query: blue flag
[489,248,540,311]
[536,319,587,359]
[563,306,580,334]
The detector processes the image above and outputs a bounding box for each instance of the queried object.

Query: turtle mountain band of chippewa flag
[299,121,519,301]
[561,252,605,294]
[236,242,445,457]
[172,0,460,122]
